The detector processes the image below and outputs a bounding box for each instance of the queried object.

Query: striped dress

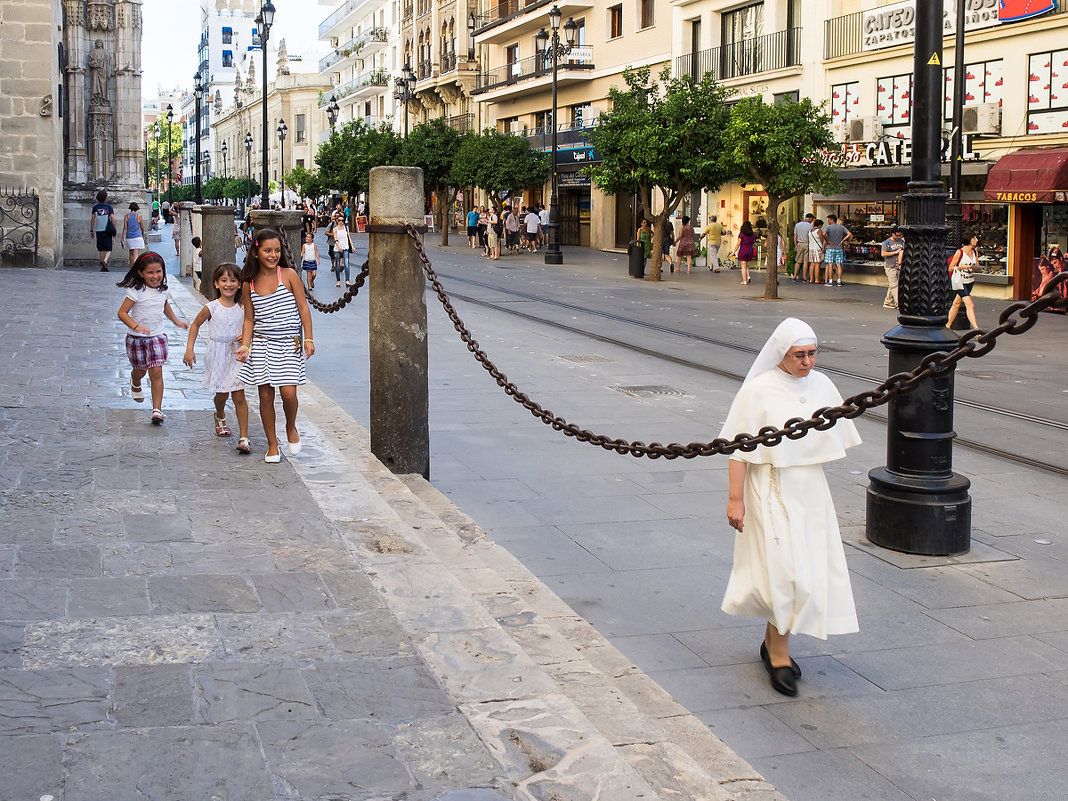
[238,267,307,387]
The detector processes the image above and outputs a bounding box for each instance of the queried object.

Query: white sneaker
[825,280,832,285]
[837,279,843,286]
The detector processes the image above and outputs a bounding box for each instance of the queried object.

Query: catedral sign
[862,0,1058,51]
[840,134,982,168]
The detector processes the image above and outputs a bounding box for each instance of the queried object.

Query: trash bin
[628,239,645,278]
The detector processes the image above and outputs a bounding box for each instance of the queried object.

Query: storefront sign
[863,1,1001,51]
[559,171,590,187]
[841,133,982,167]
[556,146,600,165]
[990,191,1044,202]
[999,1,1058,23]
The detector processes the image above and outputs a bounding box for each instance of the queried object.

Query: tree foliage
[316,118,402,200]
[585,66,734,280]
[401,118,464,244]
[285,165,327,202]
[450,129,549,211]
[724,97,844,299]
[145,122,184,197]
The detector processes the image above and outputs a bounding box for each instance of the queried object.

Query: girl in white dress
[720,318,861,697]
[182,263,252,453]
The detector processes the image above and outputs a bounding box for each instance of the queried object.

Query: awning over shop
[984,147,1068,203]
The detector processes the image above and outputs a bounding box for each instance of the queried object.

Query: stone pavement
[0,240,785,798]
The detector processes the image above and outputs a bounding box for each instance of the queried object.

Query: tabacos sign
[842,134,982,167]
[862,0,1057,52]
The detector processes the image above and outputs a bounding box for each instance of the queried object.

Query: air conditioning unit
[830,121,848,143]
[848,116,882,143]
[962,102,1001,135]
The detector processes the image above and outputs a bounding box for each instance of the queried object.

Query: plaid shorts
[126,333,168,370]
[825,247,845,265]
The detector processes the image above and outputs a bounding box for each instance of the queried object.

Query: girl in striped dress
[235,228,315,463]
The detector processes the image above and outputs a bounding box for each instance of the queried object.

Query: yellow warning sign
[927,52,941,66]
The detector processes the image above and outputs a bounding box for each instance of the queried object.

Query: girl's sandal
[236,437,251,454]
[150,409,165,425]
[130,381,144,402]
[214,415,231,437]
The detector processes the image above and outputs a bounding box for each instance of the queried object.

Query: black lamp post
[165,104,174,204]
[865,3,971,556]
[245,131,253,207]
[277,118,288,208]
[256,1,276,210]
[326,96,339,131]
[535,6,577,266]
[394,63,415,138]
[221,140,228,180]
[946,0,967,254]
[194,72,204,204]
[154,120,161,197]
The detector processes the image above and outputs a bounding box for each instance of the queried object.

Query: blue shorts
[301,260,317,272]
[825,248,845,265]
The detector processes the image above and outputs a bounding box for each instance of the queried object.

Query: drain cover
[559,354,612,364]
[614,384,694,399]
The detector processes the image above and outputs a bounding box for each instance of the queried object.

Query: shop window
[638,0,654,30]
[608,5,623,40]
[1027,49,1068,134]
[830,81,860,125]
[944,60,1003,121]
[876,73,912,128]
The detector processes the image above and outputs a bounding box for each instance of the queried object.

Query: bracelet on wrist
[237,345,250,353]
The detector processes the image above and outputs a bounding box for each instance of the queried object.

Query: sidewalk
[0,241,784,798]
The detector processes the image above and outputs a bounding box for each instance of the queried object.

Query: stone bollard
[173,202,196,278]
[368,166,429,478]
[194,206,238,300]
[249,209,304,268]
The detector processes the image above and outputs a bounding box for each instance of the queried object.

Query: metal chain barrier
[406,223,1068,459]
[277,226,369,313]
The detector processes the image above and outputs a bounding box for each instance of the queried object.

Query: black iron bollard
[866,3,971,556]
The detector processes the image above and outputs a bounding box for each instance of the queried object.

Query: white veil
[743,318,818,386]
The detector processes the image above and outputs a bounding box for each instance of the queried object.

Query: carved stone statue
[88,40,111,106]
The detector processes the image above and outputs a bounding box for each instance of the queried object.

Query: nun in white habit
[720,317,861,696]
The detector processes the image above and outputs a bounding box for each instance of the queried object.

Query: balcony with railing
[519,119,597,151]
[416,59,434,80]
[319,0,389,39]
[676,28,800,82]
[440,51,458,74]
[472,0,596,43]
[473,48,595,95]
[824,5,1068,60]
[318,27,390,73]
[323,68,390,104]
[447,112,474,132]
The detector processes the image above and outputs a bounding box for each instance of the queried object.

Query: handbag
[105,219,116,237]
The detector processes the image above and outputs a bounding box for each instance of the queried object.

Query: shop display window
[814,202,900,266]
[959,203,1009,275]
[1034,206,1068,303]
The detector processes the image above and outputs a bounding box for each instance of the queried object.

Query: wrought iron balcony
[676,28,800,82]
[447,113,474,132]
[473,48,594,94]
[318,27,390,73]
[519,119,597,151]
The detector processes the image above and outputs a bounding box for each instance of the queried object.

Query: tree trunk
[438,187,449,246]
[762,194,784,300]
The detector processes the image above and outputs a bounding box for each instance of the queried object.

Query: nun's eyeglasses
[788,348,819,361]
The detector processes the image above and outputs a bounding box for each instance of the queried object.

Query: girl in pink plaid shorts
[117,252,189,424]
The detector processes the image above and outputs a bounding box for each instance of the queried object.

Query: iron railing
[0,188,39,266]
[472,0,551,32]
[676,28,801,81]
[318,27,390,73]
[520,119,598,150]
[474,48,594,93]
[447,113,475,132]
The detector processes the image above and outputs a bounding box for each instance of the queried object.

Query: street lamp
[256,1,276,210]
[326,96,339,131]
[221,140,228,180]
[865,3,971,556]
[535,6,577,265]
[193,72,204,204]
[154,119,161,197]
[394,62,415,138]
[277,118,288,208]
[165,104,174,204]
[245,131,253,208]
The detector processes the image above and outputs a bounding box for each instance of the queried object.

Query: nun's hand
[726,499,745,533]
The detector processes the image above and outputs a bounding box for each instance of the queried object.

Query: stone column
[249,209,304,267]
[368,166,429,478]
[63,0,89,183]
[194,206,238,299]
[174,202,195,277]
[114,0,143,185]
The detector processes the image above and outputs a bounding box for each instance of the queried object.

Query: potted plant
[695,245,707,269]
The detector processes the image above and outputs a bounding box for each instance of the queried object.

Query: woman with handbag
[946,233,980,330]
[90,189,117,272]
[121,202,146,268]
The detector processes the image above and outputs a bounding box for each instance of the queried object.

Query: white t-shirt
[334,224,350,251]
[525,212,541,234]
[539,208,550,226]
[125,286,170,337]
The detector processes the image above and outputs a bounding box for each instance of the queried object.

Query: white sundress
[200,299,245,392]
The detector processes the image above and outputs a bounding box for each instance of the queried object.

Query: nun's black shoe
[760,641,801,678]
[767,665,798,696]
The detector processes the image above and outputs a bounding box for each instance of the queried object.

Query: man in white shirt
[793,213,813,282]
[538,203,550,249]
[524,207,541,253]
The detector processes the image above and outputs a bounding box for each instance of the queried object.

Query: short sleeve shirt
[702,222,724,245]
[794,220,812,245]
[824,223,849,249]
[125,286,170,337]
[525,212,541,233]
[882,237,905,269]
[92,203,113,232]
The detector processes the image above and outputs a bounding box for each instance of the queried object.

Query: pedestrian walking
[636,218,653,271]
[467,206,480,248]
[822,214,852,286]
[171,206,182,260]
[702,215,725,272]
[720,317,861,697]
[946,233,981,330]
[235,228,314,463]
[524,206,541,253]
[331,214,353,287]
[504,205,521,253]
[181,262,252,453]
[675,215,698,274]
[734,220,758,285]
[121,202,146,268]
[661,217,677,273]
[807,219,825,285]
[880,228,905,309]
[302,204,317,237]
[115,252,190,424]
[793,213,813,281]
[90,189,117,272]
[538,202,550,249]
[300,232,320,290]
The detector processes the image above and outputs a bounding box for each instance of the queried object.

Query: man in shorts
[793,213,813,281]
[822,214,852,286]
[524,206,541,252]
